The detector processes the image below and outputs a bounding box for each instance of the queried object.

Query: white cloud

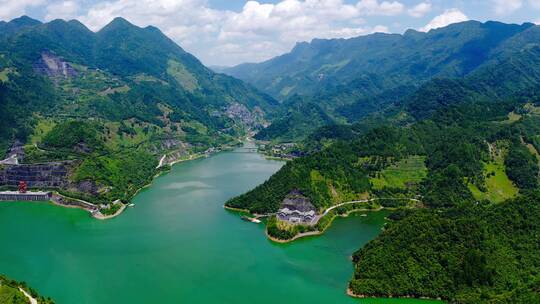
[529,0,540,9]
[356,0,405,16]
[0,0,45,20]
[492,0,522,15]
[408,2,431,18]
[45,1,79,21]
[66,0,400,65]
[419,8,468,32]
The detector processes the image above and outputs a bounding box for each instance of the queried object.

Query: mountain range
[223,20,540,141]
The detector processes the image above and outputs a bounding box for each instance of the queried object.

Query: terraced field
[370,156,428,190]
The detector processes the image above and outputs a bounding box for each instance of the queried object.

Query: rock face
[281,190,316,213]
[33,52,77,78]
[0,141,25,164]
[0,162,72,189]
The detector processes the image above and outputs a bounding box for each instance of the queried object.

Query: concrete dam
[0,191,52,201]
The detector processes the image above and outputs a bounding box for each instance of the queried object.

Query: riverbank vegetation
[0,274,54,304]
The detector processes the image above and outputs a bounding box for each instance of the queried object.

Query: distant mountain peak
[101,17,137,31]
[8,15,42,26]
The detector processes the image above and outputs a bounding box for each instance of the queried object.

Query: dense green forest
[226,21,540,301]
[350,192,540,303]
[227,98,540,214]
[0,274,54,304]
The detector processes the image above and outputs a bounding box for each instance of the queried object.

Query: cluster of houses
[277,190,318,224]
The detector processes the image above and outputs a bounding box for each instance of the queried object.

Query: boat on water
[241,216,261,224]
[128,204,135,207]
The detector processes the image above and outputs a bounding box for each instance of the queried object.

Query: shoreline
[19,287,38,304]
[6,140,242,219]
[6,149,222,220]
[346,287,444,302]
[223,205,250,213]
[259,198,418,244]
[266,229,323,243]
[266,206,386,244]
[93,202,127,220]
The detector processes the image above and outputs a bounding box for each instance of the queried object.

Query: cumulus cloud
[69,0,398,65]
[356,0,405,16]
[0,0,45,20]
[408,2,431,18]
[0,0,417,65]
[45,1,79,21]
[492,0,522,15]
[419,8,468,32]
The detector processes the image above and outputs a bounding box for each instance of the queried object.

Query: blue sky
[2,0,540,66]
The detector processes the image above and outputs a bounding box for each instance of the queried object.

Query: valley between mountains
[1,15,540,304]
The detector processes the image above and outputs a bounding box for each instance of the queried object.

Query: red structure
[18,181,27,193]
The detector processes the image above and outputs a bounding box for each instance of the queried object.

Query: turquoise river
[0,145,441,303]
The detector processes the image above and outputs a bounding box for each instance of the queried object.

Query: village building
[277,190,317,224]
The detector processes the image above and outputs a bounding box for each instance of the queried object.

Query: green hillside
[350,193,540,303]
[0,16,277,206]
[225,21,540,142]
[0,274,54,304]
[227,97,540,213]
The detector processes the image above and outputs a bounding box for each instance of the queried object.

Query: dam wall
[0,191,52,201]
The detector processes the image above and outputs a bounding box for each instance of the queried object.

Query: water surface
[0,146,439,303]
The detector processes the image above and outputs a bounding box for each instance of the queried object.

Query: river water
[0,146,440,303]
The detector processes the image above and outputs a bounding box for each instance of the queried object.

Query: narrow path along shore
[266,230,323,243]
[157,154,167,168]
[50,193,127,220]
[346,287,443,301]
[93,202,127,220]
[322,197,421,216]
[19,287,38,304]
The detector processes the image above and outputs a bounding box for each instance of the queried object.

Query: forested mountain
[225,21,540,141]
[351,192,540,303]
[227,20,540,301]
[228,77,540,302]
[0,16,277,206]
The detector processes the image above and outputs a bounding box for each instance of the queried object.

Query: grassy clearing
[132,73,167,84]
[98,85,130,96]
[167,60,198,92]
[29,118,57,145]
[103,120,160,151]
[523,103,540,115]
[370,156,428,190]
[468,161,519,203]
[526,142,540,163]
[504,111,522,123]
[0,285,28,304]
[0,68,17,83]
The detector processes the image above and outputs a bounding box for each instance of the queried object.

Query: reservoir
[0,145,440,304]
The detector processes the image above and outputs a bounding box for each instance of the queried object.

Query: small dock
[241,216,261,224]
